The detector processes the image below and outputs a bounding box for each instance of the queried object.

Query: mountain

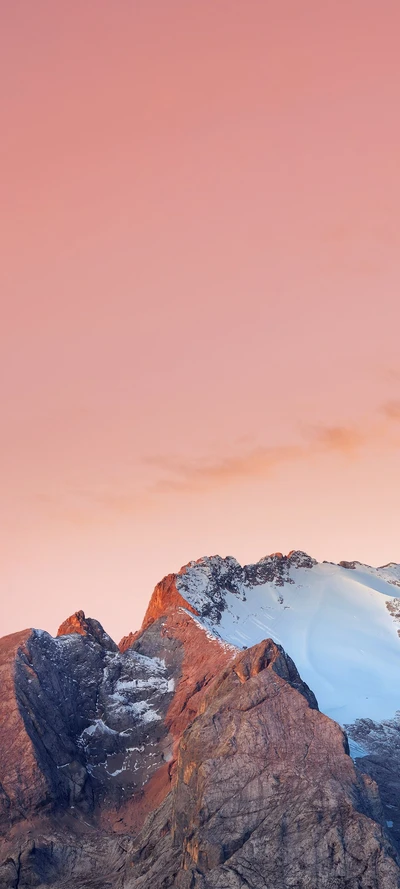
[1,550,400,888]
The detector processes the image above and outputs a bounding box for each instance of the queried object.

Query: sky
[1,0,400,643]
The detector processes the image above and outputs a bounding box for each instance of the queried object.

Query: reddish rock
[140,574,199,631]
[134,608,236,742]
[57,609,89,637]
[0,629,51,832]
[57,610,117,651]
[119,572,200,651]
[119,629,141,653]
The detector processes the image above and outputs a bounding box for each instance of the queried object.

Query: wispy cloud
[146,421,370,494]
[147,444,303,493]
[146,407,400,495]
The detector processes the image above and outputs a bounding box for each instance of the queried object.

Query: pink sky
[1,0,400,643]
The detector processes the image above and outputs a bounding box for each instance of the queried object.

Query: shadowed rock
[57,610,118,652]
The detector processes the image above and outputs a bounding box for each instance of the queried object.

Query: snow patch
[177,557,400,725]
[348,739,368,760]
[81,719,119,738]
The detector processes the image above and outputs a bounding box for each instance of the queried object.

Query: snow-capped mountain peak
[166,551,400,726]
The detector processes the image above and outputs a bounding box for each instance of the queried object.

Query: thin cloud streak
[147,411,399,495]
[148,445,303,493]
[147,423,367,494]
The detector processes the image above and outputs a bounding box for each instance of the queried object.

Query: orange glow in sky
[1,1,400,641]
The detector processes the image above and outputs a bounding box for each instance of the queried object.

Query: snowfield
[175,554,400,726]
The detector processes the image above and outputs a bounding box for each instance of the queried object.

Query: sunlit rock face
[57,609,118,651]
[1,551,400,888]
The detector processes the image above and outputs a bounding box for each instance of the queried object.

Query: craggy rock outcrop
[347,715,400,854]
[139,574,199,632]
[0,630,50,831]
[386,598,400,635]
[3,621,178,824]
[175,551,317,622]
[57,609,118,651]
[119,629,141,653]
[0,818,129,889]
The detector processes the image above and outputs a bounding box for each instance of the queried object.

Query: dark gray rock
[347,715,400,856]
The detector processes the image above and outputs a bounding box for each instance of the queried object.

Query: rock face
[171,642,398,889]
[57,609,118,651]
[1,552,400,887]
[346,714,400,854]
[0,630,50,831]
[139,574,200,631]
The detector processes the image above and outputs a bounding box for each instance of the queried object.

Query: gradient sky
[1,0,400,643]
